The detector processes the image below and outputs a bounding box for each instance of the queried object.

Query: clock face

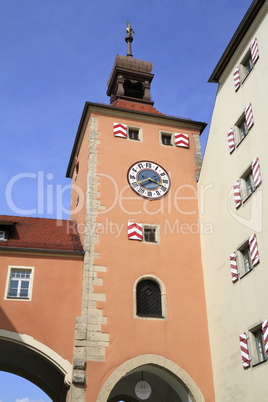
[127,160,171,200]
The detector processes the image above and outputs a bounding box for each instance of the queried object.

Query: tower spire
[125,21,135,57]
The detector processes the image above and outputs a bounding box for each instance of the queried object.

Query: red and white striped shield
[128,222,143,240]
[113,123,127,138]
[174,133,189,148]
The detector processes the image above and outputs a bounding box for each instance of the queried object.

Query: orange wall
[73,110,214,401]
[0,252,83,362]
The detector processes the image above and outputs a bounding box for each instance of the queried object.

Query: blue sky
[0,0,252,399]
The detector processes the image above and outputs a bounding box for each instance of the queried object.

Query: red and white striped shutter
[250,37,259,64]
[233,67,241,91]
[251,157,262,188]
[245,103,254,131]
[174,133,189,148]
[227,129,235,153]
[249,233,260,266]
[262,320,268,358]
[230,252,239,282]
[233,181,242,208]
[239,333,251,368]
[113,123,127,138]
[128,222,143,241]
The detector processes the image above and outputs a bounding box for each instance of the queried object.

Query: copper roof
[0,216,83,253]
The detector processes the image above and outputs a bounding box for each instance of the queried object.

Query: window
[242,168,255,200]
[233,37,259,91]
[6,267,33,299]
[136,279,162,317]
[161,132,172,146]
[228,104,254,153]
[233,158,261,208]
[0,231,6,241]
[229,233,260,282]
[237,116,248,142]
[143,226,156,243]
[241,51,254,81]
[238,242,252,275]
[128,128,140,141]
[253,328,266,363]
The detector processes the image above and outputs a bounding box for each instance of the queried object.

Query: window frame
[160,131,173,146]
[250,325,267,366]
[235,114,249,146]
[237,241,252,277]
[240,50,254,82]
[143,225,159,244]
[241,166,255,202]
[5,266,34,301]
[133,275,167,320]
[0,231,7,241]
[127,126,142,142]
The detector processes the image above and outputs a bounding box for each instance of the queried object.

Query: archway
[98,355,205,402]
[0,330,72,401]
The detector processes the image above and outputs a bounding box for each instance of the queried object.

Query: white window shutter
[113,123,127,138]
[245,103,254,131]
[249,233,260,266]
[230,252,238,282]
[239,332,251,368]
[251,157,262,188]
[227,129,235,153]
[233,67,241,91]
[250,37,259,64]
[128,222,143,240]
[174,133,189,148]
[233,181,242,208]
[262,320,268,358]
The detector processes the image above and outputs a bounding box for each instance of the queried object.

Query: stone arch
[0,329,72,401]
[97,354,205,402]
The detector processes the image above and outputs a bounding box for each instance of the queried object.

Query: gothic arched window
[136,279,162,317]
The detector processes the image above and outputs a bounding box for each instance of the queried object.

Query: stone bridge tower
[66,25,214,401]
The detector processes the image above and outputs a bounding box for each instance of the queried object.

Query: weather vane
[125,21,134,57]
[126,21,135,35]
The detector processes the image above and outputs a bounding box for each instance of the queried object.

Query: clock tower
[66,25,214,402]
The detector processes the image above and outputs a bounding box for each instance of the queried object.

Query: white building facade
[199,0,268,400]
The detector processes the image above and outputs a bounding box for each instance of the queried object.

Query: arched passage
[0,330,72,401]
[98,355,205,402]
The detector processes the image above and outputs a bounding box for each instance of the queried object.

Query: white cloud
[16,399,47,402]
[16,399,30,402]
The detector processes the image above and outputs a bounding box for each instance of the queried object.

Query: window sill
[242,188,256,204]
[252,359,267,368]
[136,315,165,320]
[240,269,253,280]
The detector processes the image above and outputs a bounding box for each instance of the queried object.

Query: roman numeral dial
[127,161,171,200]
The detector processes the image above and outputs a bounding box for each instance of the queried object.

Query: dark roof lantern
[107,23,154,105]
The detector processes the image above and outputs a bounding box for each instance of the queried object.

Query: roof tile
[0,216,83,253]
[112,99,164,115]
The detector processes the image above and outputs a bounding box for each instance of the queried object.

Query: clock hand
[150,178,162,185]
[138,177,162,186]
[138,177,151,184]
